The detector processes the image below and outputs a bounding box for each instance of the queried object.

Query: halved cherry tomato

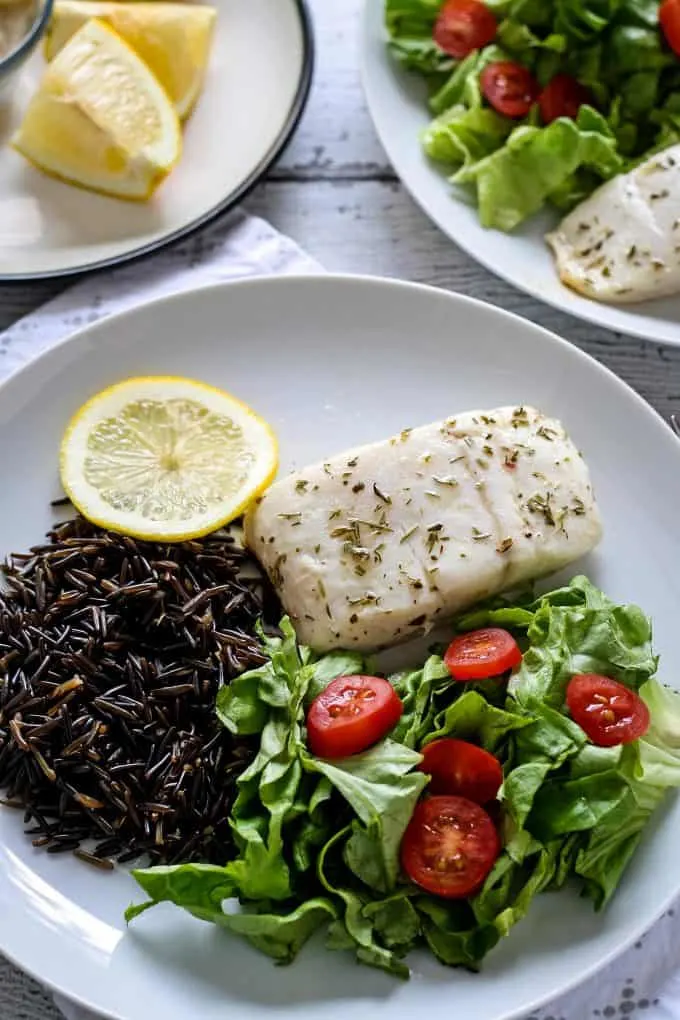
[661,0,680,57]
[539,74,593,124]
[401,795,500,898]
[444,628,522,681]
[566,674,650,748]
[419,738,503,803]
[433,0,497,59]
[480,61,539,118]
[306,675,403,759]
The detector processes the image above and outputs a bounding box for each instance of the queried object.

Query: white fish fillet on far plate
[245,406,602,652]
[547,144,680,304]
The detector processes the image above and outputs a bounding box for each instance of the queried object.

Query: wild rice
[0,514,279,868]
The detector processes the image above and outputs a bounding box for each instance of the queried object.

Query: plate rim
[0,273,678,1020]
[359,0,680,348]
[0,273,674,431]
[0,0,315,284]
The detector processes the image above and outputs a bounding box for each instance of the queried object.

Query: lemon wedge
[45,1,216,120]
[12,19,181,201]
[60,377,279,542]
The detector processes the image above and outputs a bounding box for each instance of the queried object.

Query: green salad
[126,577,680,979]
[385,0,680,230]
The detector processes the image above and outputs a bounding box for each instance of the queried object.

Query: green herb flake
[527,493,556,527]
[373,483,392,505]
[347,593,380,607]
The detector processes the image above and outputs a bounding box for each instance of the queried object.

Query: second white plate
[361,0,680,347]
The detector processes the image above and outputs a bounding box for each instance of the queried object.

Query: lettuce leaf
[454,108,623,230]
[385,0,454,75]
[428,44,510,114]
[509,576,657,710]
[417,897,500,968]
[305,739,427,892]
[318,828,414,978]
[422,105,513,168]
[574,788,660,908]
[391,654,450,748]
[424,688,534,751]
[637,679,680,787]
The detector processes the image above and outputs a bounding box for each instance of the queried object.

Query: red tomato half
[444,628,522,681]
[401,795,500,898]
[433,0,497,59]
[481,61,539,118]
[419,738,503,803]
[539,74,593,124]
[566,674,650,747]
[306,675,403,759]
[661,0,680,56]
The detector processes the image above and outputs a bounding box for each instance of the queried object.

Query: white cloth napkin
[0,210,679,1020]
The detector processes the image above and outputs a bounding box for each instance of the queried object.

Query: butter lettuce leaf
[454,108,623,231]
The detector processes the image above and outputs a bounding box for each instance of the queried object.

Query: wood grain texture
[272,0,392,179]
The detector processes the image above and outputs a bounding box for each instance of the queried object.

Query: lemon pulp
[45,1,217,119]
[12,19,181,200]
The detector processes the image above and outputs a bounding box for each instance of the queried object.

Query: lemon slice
[12,19,181,201]
[60,377,279,542]
[45,1,217,120]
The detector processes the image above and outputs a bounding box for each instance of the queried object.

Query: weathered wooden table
[0,0,678,1016]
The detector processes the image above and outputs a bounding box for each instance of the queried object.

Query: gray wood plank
[273,0,393,179]
[0,281,64,330]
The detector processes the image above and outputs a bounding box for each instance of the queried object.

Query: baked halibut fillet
[245,406,602,651]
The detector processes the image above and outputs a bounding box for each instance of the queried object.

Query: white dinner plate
[361,0,680,347]
[0,0,312,280]
[0,275,679,1020]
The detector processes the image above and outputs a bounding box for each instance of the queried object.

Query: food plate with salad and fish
[0,274,680,1020]
[362,0,680,345]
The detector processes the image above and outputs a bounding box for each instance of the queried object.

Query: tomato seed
[328,703,361,718]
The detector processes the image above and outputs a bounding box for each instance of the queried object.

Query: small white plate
[361,0,680,347]
[0,0,312,280]
[0,275,679,1020]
